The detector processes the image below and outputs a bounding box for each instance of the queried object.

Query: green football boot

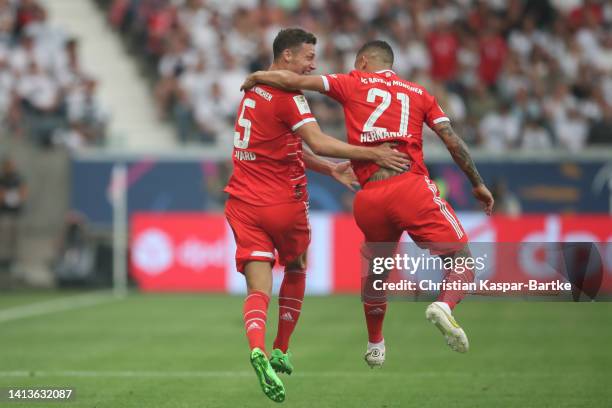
[269,348,294,375]
[250,348,286,402]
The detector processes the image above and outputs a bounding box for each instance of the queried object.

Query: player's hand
[372,143,411,173]
[331,161,360,192]
[473,184,494,216]
[240,72,260,91]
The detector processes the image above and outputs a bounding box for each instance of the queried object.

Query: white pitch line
[0,292,119,324]
[0,370,473,379]
[0,371,252,378]
[0,370,575,379]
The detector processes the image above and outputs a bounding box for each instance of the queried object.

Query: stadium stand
[0,0,107,150]
[100,0,611,150]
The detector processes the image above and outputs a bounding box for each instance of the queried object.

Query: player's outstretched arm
[241,70,325,93]
[302,149,360,191]
[433,121,495,215]
[296,121,410,172]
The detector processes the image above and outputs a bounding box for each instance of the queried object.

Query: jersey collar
[375,69,395,74]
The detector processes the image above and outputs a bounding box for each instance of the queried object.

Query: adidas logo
[246,322,261,332]
[280,312,294,322]
[368,308,385,315]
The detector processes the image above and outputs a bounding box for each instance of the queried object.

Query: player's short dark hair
[356,40,394,66]
[272,28,317,60]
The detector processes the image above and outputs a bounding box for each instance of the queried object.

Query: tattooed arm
[433,121,494,215]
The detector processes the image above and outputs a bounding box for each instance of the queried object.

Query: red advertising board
[131,213,228,291]
[331,215,363,293]
[130,212,612,294]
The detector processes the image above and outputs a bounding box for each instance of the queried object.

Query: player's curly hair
[272,28,317,60]
[357,40,394,66]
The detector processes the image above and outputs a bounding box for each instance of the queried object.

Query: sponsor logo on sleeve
[293,95,311,115]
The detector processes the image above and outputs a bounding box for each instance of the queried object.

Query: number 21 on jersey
[363,88,409,134]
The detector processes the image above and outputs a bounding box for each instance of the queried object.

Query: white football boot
[425,302,469,353]
[364,340,386,368]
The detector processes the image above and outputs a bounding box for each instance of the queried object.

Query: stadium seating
[101,0,611,150]
[0,0,107,150]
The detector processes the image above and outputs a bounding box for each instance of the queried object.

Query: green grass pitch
[0,292,611,407]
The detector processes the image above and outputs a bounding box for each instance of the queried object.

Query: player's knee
[286,252,307,271]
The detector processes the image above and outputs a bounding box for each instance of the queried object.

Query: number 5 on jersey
[234,98,256,149]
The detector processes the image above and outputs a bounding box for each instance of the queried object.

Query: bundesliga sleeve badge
[293,95,311,115]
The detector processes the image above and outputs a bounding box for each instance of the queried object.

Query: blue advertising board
[70,158,611,226]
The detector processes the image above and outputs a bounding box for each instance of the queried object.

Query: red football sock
[363,302,387,343]
[362,271,388,343]
[243,290,270,353]
[273,268,306,353]
[437,265,475,310]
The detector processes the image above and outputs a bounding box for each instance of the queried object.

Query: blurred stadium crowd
[103,0,612,150]
[0,0,107,150]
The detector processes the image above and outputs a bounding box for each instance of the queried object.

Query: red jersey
[478,35,507,85]
[224,85,316,205]
[427,32,459,81]
[320,69,449,186]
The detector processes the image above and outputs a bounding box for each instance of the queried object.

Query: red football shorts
[353,172,468,252]
[225,196,311,273]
